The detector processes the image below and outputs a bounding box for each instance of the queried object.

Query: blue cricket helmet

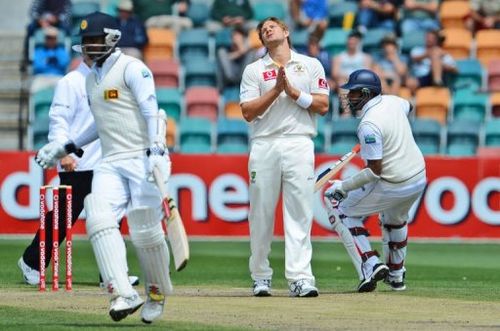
[341,69,382,95]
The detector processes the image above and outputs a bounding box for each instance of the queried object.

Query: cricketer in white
[35,12,172,323]
[324,69,426,293]
[240,17,329,298]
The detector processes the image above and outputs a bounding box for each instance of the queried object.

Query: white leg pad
[331,220,363,279]
[85,194,135,297]
[128,207,173,296]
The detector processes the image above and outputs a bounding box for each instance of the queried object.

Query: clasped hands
[274,66,300,100]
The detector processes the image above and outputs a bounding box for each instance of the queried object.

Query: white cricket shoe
[141,285,166,324]
[289,279,319,297]
[252,279,271,297]
[109,293,144,322]
[100,276,140,289]
[18,257,40,285]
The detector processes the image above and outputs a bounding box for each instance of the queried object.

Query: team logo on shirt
[80,20,88,30]
[262,69,277,81]
[293,64,305,72]
[318,78,328,89]
[104,89,119,100]
[250,171,256,184]
[364,134,376,144]
[141,69,151,78]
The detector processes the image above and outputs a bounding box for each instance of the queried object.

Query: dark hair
[256,17,291,47]
[232,25,247,37]
[428,29,446,46]
[348,30,363,40]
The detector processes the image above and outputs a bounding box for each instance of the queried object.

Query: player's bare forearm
[366,159,382,176]
[241,88,281,122]
[309,94,329,115]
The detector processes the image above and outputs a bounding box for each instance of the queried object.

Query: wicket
[39,185,73,292]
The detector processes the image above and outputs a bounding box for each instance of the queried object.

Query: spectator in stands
[332,30,373,95]
[206,0,255,33]
[290,0,329,40]
[22,0,72,70]
[406,30,457,93]
[217,26,254,88]
[304,34,331,77]
[33,26,70,76]
[373,34,408,95]
[466,0,500,33]
[400,0,440,36]
[115,0,148,59]
[356,0,399,34]
[132,0,192,33]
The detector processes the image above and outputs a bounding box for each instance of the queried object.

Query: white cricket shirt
[240,50,329,139]
[357,95,425,183]
[48,61,101,171]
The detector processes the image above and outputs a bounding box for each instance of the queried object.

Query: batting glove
[322,196,342,227]
[146,143,171,184]
[324,180,348,203]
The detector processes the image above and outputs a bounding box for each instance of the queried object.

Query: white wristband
[295,91,313,109]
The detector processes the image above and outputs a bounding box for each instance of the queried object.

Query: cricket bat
[153,167,190,271]
[314,144,361,192]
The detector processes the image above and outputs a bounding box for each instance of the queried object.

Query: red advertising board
[0,152,498,238]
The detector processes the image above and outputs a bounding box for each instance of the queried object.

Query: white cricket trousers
[248,135,316,283]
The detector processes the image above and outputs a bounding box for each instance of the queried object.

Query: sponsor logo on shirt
[104,89,119,100]
[364,134,376,144]
[262,69,277,81]
[318,78,328,89]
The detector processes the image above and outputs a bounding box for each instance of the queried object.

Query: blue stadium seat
[329,1,357,28]
[329,117,360,154]
[215,28,233,50]
[314,116,327,153]
[187,2,210,27]
[452,90,488,123]
[156,88,183,122]
[253,1,286,21]
[178,28,210,61]
[362,28,393,58]
[411,118,442,155]
[446,120,480,156]
[291,28,310,54]
[179,117,213,154]
[448,59,483,91]
[322,28,350,57]
[222,86,240,103]
[485,119,500,146]
[183,57,218,88]
[216,118,248,154]
[401,30,426,54]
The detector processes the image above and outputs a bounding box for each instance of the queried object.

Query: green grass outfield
[0,239,499,330]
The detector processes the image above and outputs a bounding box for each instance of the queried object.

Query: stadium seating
[187,2,210,28]
[248,29,263,50]
[491,92,500,117]
[442,28,472,60]
[439,1,470,29]
[401,30,426,55]
[253,1,286,21]
[411,118,442,155]
[178,28,210,61]
[313,116,326,153]
[215,28,233,51]
[484,119,500,146]
[322,28,350,57]
[446,120,480,156]
[415,87,451,124]
[362,28,393,58]
[157,88,183,122]
[448,59,483,91]
[32,111,50,149]
[144,28,176,62]
[30,87,54,149]
[179,117,213,153]
[166,118,177,151]
[223,87,243,119]
[487,59,500,92]
[328,1,357,28]
[476,29,500,67]
[216,118,249,153]
[329,117,360,155]
[452,90,488,123]
[291,28,309,54]
[148,58,180,88]
[183,57,218,88]
[185,87,220,122]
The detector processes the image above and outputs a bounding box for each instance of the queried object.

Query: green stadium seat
[363,28,393,58]
[446,120,480,156]
[452,90,488,123]
[178,28,210,61]
[313,116,326,153]
[156,88,183,122]
[180,117,213,154]
[253,1,286,21]
[215,28,233,50]
[401,30,426,54]
[216,118,248,154]
[187,2,210,27]
[222,86,240,103]
[328,1,357,28]
[32,88,54,116]
[322,28,350,57]
[329,117,360,155]
[485,119,500,146]
[448,59,483,91]
[411,118,442,155]
[291,28,309,54]
[183,58,218,88]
